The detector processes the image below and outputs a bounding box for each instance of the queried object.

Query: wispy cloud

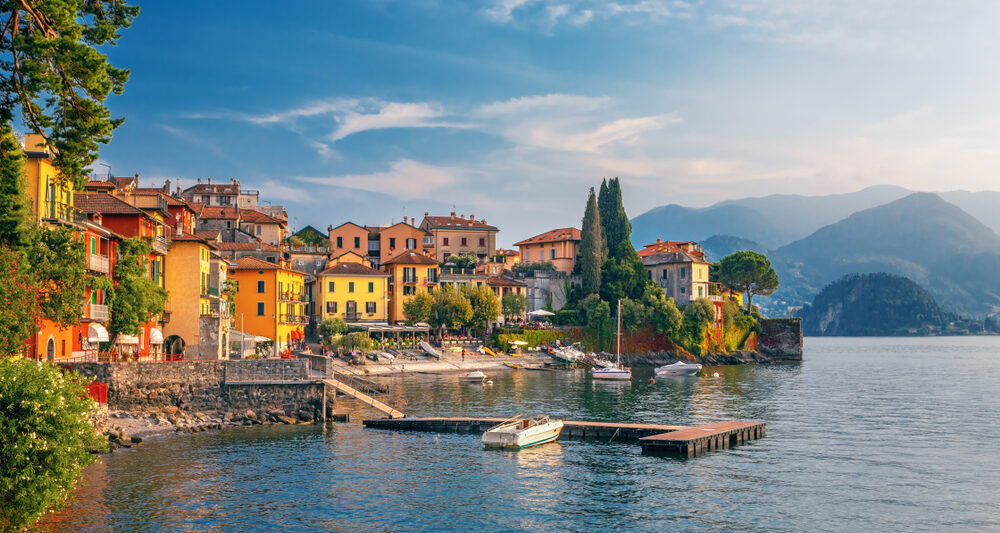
[479,0,688,28]
[295,159,462,199]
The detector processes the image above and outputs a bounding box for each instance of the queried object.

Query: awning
[116,334,139,345]
[254,335,271,343]
[149,328,164,345]
[87,324,109,344]
[528,309,555,317]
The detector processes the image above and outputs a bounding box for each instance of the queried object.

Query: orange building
[228,257,306,354]
[328,218,428,268]
[513,227,581,274]
[382,251,440,324]
[420,211,498,264]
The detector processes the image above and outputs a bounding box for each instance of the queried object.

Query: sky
[83,0,1000,246]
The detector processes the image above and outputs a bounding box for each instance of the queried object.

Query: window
[403,285,416,295]
[427,268,438,283]
[368,282,374,293]
[257,302,265,316]
[525,251,530,262]
[443,237,449,246]
[461,237,467,246]
[226,221,232,229]
[348,282,355,293]
[681,268,686,279]
[662,268,667,279]
[354,236,360,248]
[366,302,376,314]
[550,249,556,260]
[337,236,343,248]
[389,237,396,249]
[698,286,704,297]
[406,238,416,249]
[326,302,337,313]
[328,281,335,292]
[427,286,434,294]
[403,267,416,283]
[479,238,485,246]
[257,280,265,293]
[680,287,686,294]
[255,225,261,235]
[90,237,96,254]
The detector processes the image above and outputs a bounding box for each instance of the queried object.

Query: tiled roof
[75,192,147,216]
[196,205,240,220]
[111,176,137,189]
[85,179,115,190]
[169,231,209,244]
[641,250,708,266]
[318,262,387,277]
[382,251,439,265]
[230,256,304,274]
[637,240,705,259]
[240,209,285,225]
[181,183,240,195]
[217,241,282,252]
[513,227,581,246]
[487,277,526,287]
[195,229,221,241]
[133,188,196,209]
[422,214,498,231]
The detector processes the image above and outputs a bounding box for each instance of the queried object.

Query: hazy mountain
[938,190,1000,238]
[799,273,979,336]
[771,193,1000,317]
[700,235,768,262]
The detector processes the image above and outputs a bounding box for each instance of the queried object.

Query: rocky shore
[624,349,800,367]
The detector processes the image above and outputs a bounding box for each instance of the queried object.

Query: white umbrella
[527,309,555,317]
[509,340,528,346]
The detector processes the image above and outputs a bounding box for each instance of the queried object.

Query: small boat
[461,370,488,383]
[420,341,441,359]
[503,361,521,369]
[654,361,703,376]
[593,300,631,381]
[481,416,564,449]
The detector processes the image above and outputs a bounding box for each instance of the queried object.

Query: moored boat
[461,370,488,383]
[593,300,631,381]
[481,416,564,449]
[654,361,703,376]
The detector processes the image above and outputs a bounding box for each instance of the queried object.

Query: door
[46,338,55,362]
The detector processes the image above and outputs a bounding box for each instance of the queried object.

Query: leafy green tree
[578,187,604,296]
[1,0,140,187]
[27,225,88,327]
[598,178,633,259]
[681,298,715,355]
[464,284,501,335]
[0,359,106,531]
[501,292,526,321]
[512,260,555,275]
[428,285,472,337]
[317,317,348,344]
[642,287,683,337]
[599,253,652,303]
[582,294,613,351]
[716,251,780,312]
[337,331,372,354]
[402,290,433,324]
[444,254,478,269]
[0,123,30,247]
[109,237,167,337]
[0,247,40,356]
[618,297,647,333]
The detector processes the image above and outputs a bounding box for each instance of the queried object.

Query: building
[239,208,287,246]
[637,239,707,260]
[439,266,488,290]
[419,211,498,264]
[642,249,712,306]
[513,227,581,274]
[480,248,520,278]
[179,178,240,207]
[382,251,440,324]
[162,230,231,359]
[74,214,118,359]
[328,218,428,268]
[228,256,306,354]
[316,261,389,324]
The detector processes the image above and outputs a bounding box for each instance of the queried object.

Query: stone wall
[757,318,803,360]
[63,359,330,419]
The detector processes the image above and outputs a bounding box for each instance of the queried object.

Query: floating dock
[362,417,765,456]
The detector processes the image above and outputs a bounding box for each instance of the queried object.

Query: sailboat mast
[616,299,621,365]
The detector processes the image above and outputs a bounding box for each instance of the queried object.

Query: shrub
[0,359,105,531]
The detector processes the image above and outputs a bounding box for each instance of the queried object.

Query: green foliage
[1,0,140,187]
[336,331,372,353]
[109,237,167,336]
[599,252,652,302]
[597,178,633,260]
[291,225,327,246]
[317,317,348,343]
[501,292,526,320]
[444,254,478,269]
[0,122,30,247]
[402,290,433,324]
[716,250,779,312]
[286,235,305,247]
[642,287,683,338]
[496,330,562,348]
[463,284,501,335]
[681,298,715,355]
[512,261,555,275]
[579,187,603,295]
[582,294,613,351]
[722,297,756,350]
[0,359,105,531]
[428,284,472,334]
[551,308,582,326]
[27,225,88,327]
[0,247,40,356]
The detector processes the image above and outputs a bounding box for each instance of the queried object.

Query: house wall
[378,224,426,264]
[163,240,211,356]
[646,262,711,306]
[518,239,578,273]
[426,228,497,263]
[230,268,278,348]
[328,224,369,259]
[318,274,388,323]
[385,263,439,323]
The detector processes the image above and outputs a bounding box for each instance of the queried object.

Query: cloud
[327,101,469,142]
[479,0,687,28]
[295,159,462,199]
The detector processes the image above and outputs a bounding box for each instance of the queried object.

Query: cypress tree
[0,123,30,248]
[597,178,610,254]
[579,187,604,295]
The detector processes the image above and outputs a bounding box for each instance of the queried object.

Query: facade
[74,216,118,359]
[439,266,489,290]
[327,219,427,268]
[316,262,389,323]
[288,246,331,277]
[641,250,712,306]
[419,211,498,263]
[327,222,370,260]
[513,227,581,274]
[228,256,306,354]
[163,231,230,359]
[637,239,707,260]
[179,178,240,207]
[382,251,440,324]
[22,134,84,227]
[239,208,287,245]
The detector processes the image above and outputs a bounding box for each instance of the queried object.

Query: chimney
[450,211,456,219]
[197,178,202,184]
[656,238,662,243]
[207,177,212,184]
[424,212,429,217]
[164,179,171,192]
[469,214,475,221]
[175,217,182,237]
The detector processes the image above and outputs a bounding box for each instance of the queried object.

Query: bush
[495,330,563,349]
[551,309,582,326]
[0,359,105,531]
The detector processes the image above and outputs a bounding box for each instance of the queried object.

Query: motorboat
[461,370,488,383]
[654,361,703,376]
[593,300,631,381]
[481,416,564,449]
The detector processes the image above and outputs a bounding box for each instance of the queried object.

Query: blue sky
[86,1,1000,246]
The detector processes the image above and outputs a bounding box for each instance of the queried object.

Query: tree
[502,292,526,321]
[109,237,167,337]
[464,285,500,335]
[598,178,633,259]
[681,298,715,355]
[27,225,88,327]
[317,317,348,344]
[402,290,432,324]
[1,0,140,187]
[642,286,683,337]
[0,122,30,247]
[582,294,613,351]
[578,187,604,295]
[445,254,478,269]
[428,285,472,337]
[0,359,105,531]
[512,261,555,275]
[716,251,780,312]
[0,247,40,356]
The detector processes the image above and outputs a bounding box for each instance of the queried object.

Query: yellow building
[228,256,306,354]
[163,231,231,359]
[316,261,389,323]
[22,134,84,227]
[382,251,440,324]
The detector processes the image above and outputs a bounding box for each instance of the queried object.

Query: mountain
[771,193,1000,316]
[630,203,795,249]
[700,235,768,262]
[938,190,1000,238]
[799,273,980,336]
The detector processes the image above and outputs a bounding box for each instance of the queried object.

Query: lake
[35,337,1000,532]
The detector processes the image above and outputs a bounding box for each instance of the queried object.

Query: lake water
[35,337,1000,532]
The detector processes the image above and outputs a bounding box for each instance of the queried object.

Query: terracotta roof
[230,256,304,274]
[637,240,705,260]
[85,179,116,190]
[487,277,526,287]
[133,188,196,209]
[513,227,581,246]
[181,183,240,195]
[111,176,137,189]
[641,250,709,266]
[422,214,498,231]
[196,205,240,220]
[240,209,285,225]
[169,231,208,244]
[195,229,221,241]
[318,262,387,277]
[218,241,282,252]
[75,192,147,216]
[329,221,368,232]
[382,251,439,265]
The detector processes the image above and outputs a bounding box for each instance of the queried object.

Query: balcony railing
[280,290,304,302]
[151,236,170,255]
[83,303,109,321]
[44,202,86,227]
[201,300,231,318]
[279,314,307,324]
[345,312,360,321]
[87,254,110,273]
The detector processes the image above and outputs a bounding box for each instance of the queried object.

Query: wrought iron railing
[87,254,110,273]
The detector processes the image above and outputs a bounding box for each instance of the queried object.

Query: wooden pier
[639,421,766,457]
[363,417,765,455]
[324,379,405,419]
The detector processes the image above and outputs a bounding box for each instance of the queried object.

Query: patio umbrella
[527,309,555,317]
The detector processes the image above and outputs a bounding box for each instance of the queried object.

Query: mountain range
[631,186,1000,317]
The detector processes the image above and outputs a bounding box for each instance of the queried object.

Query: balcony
[87,254,111,274]
[207,286,220,297]
[83,303,109,321]
[151,236,170,255]
[279,314,307,324]
[43,202,86,228]
[201,300,230,318]
[346,312,360,321]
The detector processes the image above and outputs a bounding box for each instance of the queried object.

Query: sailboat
[592,300,631,381]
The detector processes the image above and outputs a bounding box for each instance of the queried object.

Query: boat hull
[593,369,631,381]
[482,420,564,449]
[654,362,702,376]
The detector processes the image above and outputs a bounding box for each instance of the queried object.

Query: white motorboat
[593,300,631,381]
[461,370,488,383]
[481,416,564,449]
[654,361,703,376]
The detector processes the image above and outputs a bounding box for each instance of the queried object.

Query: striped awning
[87,324,109,343]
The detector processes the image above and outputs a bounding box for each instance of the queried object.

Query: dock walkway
[366,417,686,443]
[323,379,405,419]
[639,421,766,457]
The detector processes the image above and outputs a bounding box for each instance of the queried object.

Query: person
[462,348,466,361]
